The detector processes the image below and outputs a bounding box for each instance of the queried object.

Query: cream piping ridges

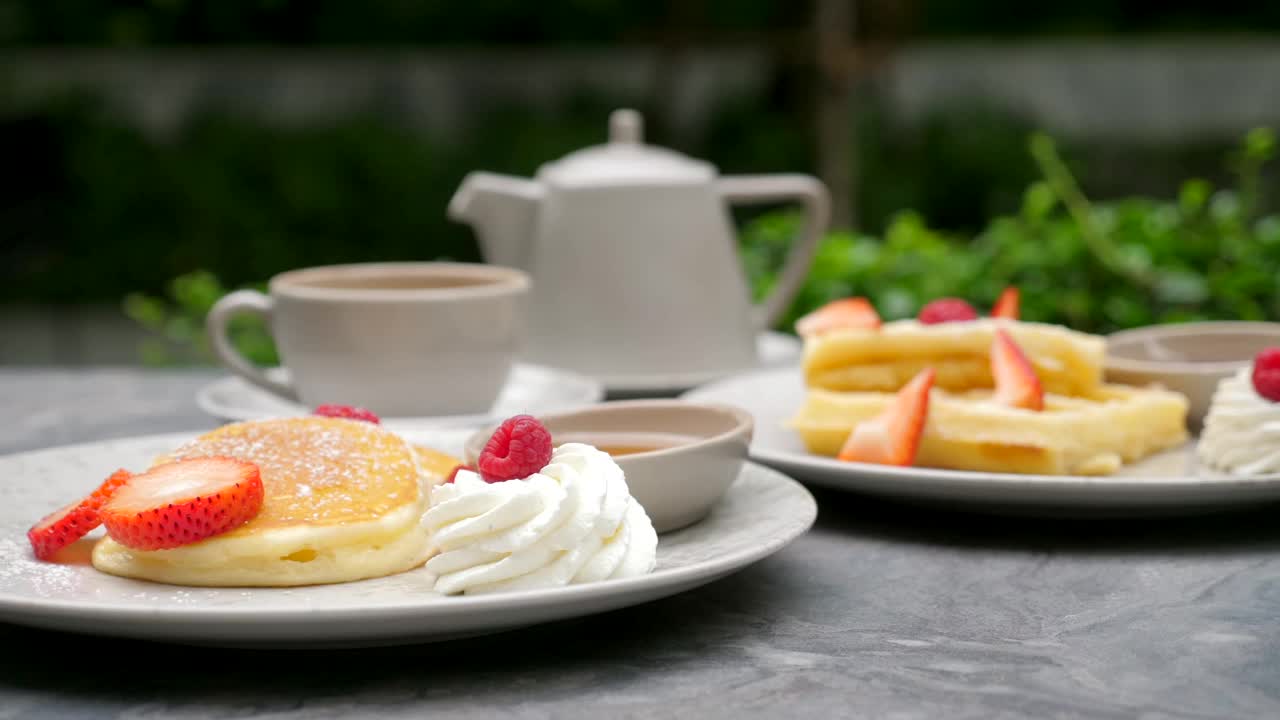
[1198,348,1280,475]
[423,415,657,595]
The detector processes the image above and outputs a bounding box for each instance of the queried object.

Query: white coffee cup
[206,262,530,416]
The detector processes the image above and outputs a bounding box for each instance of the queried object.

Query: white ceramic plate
[683,367,1280,515]
[196,363,604,430]
[0,429,815,647]
[600,331,801,396]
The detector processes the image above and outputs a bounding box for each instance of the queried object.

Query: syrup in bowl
[553,432,701,458]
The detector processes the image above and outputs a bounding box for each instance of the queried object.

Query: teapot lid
[539,109,715,187]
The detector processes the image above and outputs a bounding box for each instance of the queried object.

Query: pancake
[413,445,463,487]
[92,417,457,587]
[790,384,1188,476]
[803,319,1106,397]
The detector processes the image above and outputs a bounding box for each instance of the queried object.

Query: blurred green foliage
[0,95,630,303]
[132,128,1280,367]
[2,92,1248,307]
[743,128,1280,333]
[0,94,1043,304]
[123,271,276,366]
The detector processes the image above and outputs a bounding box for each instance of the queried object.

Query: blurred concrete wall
[6,41,1280,142]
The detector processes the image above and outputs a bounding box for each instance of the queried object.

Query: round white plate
[600,332,801,396]
[196,363,604,430]
[0,429,815,647]
[683,367,1280,515]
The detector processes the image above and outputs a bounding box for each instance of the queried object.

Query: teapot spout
[448,171,545,270]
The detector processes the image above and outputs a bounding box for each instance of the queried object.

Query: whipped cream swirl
[422,443,657,595]
[1198,368,1280,475]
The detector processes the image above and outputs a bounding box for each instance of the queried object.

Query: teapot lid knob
[539,108,713,185]
[609,109,643,145]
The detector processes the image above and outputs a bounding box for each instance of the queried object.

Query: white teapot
[448,109,828,381]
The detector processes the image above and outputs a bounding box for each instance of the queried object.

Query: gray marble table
[2,368,1278,719]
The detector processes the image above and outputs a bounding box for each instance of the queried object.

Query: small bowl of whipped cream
[1106,322,1280,428]
[466,400,752,533]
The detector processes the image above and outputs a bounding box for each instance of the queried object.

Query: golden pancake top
[160,417,422,534]
[413,445,463,487]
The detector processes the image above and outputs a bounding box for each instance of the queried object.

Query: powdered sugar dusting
[163,418,422,529]
[0,538,83,596]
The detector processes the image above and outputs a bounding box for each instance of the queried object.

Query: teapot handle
[717,174,830,331]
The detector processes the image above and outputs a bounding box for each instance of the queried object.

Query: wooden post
[814,0,855,230]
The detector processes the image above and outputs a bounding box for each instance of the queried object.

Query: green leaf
[1154,269,1210,304]
[1178,179,1211,213]
[121,292,167,330]
[1245,127,1276,162]
[1021,181,1057,222]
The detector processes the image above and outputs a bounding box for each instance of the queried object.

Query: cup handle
[206,290,297,400]
[717,174,830,331]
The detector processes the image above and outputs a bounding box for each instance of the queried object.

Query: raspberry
[477,415,553,483]
[918,298,979,324]
[1251,348,1280,402]
[313,404,381,424]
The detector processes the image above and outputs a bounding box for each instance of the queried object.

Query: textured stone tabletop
[2,368,1279,719]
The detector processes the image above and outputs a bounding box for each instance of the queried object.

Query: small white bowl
[1106,321,1280,427]
[465,400,752,533]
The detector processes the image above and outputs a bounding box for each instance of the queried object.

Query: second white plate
[196,363,603,429]
[683,367,1280,515]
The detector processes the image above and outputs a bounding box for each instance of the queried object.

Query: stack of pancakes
[93,417,456,586]
[790,318,1189,475]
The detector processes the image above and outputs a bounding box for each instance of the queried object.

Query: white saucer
[0,429,815,647]
[683,367,1280,516]
[600,331,801,396]
[196,363,604,429]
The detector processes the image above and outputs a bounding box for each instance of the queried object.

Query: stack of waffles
[787,291,1189,475]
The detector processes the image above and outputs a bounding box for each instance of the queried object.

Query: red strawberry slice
[838,367,935,466]
[991,286,1020,320]
[100,457,264,551]
[93,468,135,503]
[27,469,132,561]
[795,297,881,336]
[991,328,1044,410]
[444,464,474,484]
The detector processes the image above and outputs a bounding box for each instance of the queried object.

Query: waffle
[789,384,1189,476]
[93,417,460,587]
[803,319,1106,397]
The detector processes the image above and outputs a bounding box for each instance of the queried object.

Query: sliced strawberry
[795,297,881,336]
[444,464,473,484]
[27,469,132,561]
[28,501,101,561]
[90,468,134,506]
[838,367,935,466]
[991,286,1020,319]
[991,328,1044,411]
[100,457,264,551]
